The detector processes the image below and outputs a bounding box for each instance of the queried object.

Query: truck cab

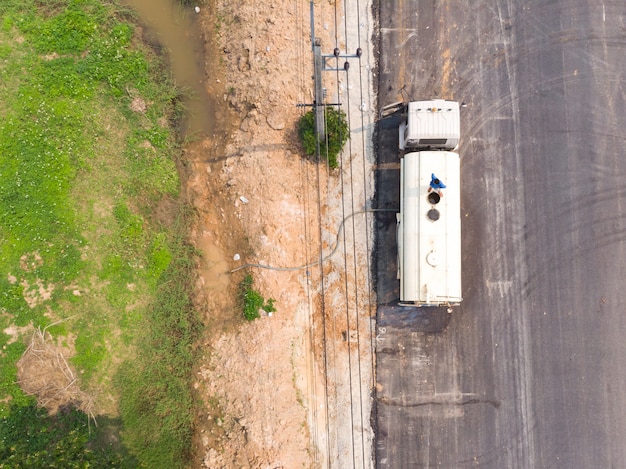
[399,99,460,151]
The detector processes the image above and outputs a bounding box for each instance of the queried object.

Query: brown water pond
[122,0,216,138]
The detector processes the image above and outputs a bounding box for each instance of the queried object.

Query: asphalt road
[374,1,626,467]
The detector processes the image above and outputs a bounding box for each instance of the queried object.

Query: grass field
[0,1,201,466]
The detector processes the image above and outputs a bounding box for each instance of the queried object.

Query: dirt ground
[187,1,376,467]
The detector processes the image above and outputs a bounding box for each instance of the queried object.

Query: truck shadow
[377,304,451,332]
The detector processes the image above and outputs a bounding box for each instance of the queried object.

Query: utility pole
[307,2,361,144]
[313,37,325,141]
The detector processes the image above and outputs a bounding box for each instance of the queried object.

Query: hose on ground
[229,208,397,273]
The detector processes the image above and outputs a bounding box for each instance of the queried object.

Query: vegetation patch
[117,208,201,468]
[238,274,276,321]
[298,107,349,169]
[0,402,132,467]
[0,0,199,466]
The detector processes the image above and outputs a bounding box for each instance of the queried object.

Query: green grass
[117,209,201,468]
[1,401,134,467]
[0,0,201,466]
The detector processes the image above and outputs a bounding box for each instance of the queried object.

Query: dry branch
[16,327,96,426]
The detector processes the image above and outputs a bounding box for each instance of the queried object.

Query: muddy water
[123,0,236,303]
[123,0,215,137]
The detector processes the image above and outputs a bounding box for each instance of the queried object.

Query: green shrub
[239,274,276,321]
[297,107,349,169]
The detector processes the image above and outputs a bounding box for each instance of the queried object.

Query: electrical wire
[287,2,383,466]
[295,1,325,467]
[346,1,375,465]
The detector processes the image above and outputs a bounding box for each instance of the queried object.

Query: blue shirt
[430,173,446,189]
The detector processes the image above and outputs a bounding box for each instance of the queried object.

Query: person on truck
[428,173,446,196]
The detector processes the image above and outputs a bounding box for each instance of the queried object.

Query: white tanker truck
[394,99,462,307]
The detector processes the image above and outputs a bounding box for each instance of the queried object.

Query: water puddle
[122,0,215,138]
[195,231,230,291]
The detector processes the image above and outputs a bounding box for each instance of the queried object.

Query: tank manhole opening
[427,192,441,204]
[427,209,440,221]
